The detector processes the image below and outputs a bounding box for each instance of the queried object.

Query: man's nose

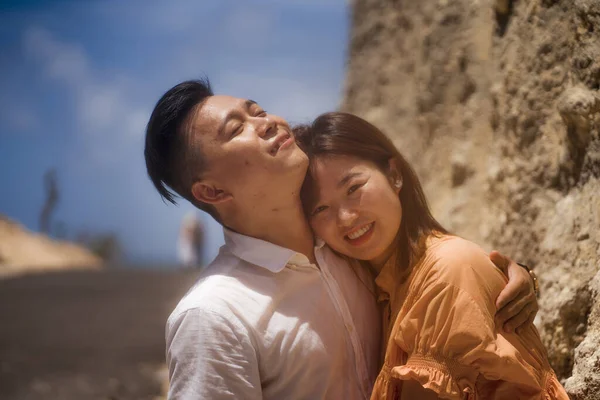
[256,116,277,139]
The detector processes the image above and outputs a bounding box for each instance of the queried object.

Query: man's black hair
[144,77,219,220]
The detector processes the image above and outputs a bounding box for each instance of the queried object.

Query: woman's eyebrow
[338,172,362,188]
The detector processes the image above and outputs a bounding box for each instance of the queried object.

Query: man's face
[191,95,308,206]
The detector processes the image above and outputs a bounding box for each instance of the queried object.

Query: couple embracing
[144,79,568,399]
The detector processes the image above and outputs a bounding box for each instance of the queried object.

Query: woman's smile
[344,222,375,246]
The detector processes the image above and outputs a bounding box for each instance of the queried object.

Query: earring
[394,180,402,188]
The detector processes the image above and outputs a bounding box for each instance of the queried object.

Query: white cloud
[22,26,148,162]
[79,86,121,129]
[23,27,90,86]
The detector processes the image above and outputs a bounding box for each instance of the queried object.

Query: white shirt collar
[314,237,326,249]
[224,227,315,273]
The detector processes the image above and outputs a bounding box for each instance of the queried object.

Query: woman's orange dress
[371,235,568,400]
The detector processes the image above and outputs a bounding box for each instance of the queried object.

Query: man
[144,79,538,399]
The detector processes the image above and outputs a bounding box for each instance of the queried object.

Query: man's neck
[226,199,316,264]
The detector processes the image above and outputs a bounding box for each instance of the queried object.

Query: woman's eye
[257,110,267,117]
[311,205,327,216]
[348,184,362,195]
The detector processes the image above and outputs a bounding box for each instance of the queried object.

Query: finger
[496,292,530,326]
[495,276,526,310]
[516,311,536,335]
[505,303,536,333]
[496,261,532,310]
[489,250,510,273]
[503,295,537,332]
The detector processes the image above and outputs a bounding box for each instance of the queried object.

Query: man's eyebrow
[338,172,362,188]
[216,100,258,139]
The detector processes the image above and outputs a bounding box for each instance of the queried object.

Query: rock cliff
[0,215,102,278]
[344,0,600,397]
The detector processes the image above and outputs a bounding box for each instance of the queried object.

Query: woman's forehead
[309,155,373,181]
[302,157,343,206]
[311,155,355,172]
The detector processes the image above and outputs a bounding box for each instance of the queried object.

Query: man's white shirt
[166,228,381,399]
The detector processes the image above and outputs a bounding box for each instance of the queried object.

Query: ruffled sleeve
[380,247,546,399]
[390,278,498,399]
[391,354,477,398]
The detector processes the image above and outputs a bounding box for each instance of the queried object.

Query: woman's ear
[387,158,403,194]
[191,180,233,205]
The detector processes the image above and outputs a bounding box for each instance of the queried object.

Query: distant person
[177,212,204,267]
[144,79,539,399]
[39,169,58,234]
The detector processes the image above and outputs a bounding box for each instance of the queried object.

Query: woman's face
[306,155,403,266]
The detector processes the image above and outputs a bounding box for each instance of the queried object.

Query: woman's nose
[337,207,358,227]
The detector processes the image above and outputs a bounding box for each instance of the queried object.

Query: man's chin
[279,150,309,171]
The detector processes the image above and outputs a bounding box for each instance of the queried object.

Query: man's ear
[191,181,233,205]
[387,158,403,193]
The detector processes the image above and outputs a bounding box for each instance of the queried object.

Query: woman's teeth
[347,223,373,240]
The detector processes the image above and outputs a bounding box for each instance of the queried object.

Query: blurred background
[0,0,348,267]
[2,0,600,399]
[0,1,349,399]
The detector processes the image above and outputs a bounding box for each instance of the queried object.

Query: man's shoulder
[167,250,277,328]
[168,255,241,316]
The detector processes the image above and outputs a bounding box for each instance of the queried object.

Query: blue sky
[0,0,349,264]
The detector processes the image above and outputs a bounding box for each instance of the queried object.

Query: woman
[294,112,567,400]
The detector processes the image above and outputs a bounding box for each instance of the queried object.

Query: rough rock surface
[344,0,600,397]
[0,215,102,277]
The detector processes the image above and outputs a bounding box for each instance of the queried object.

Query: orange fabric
[371,235,569,400]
